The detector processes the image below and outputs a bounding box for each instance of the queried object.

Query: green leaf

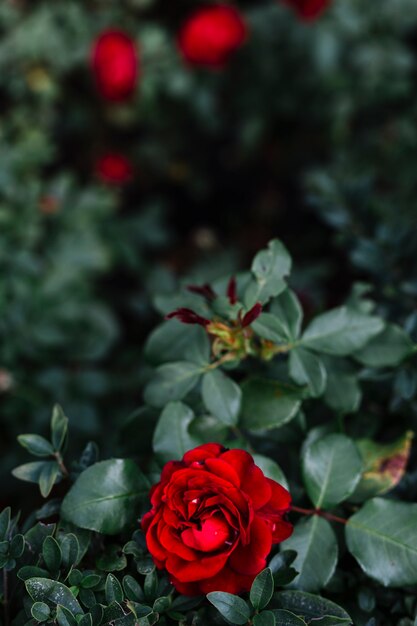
[353,324,414,367]
[153,401,198,463]
[345,498,417,586]
[39,462,61,498]
[105,574,123,604]
[301,307,384,356]
[252,454,289,491]
[18,566,50,581]
[144,362,202,408]
[123,575,144,602]
[322,357,361,414]
[241,378,302,431]
[31,602,51,622]
[51,405,68,451]
[289,348,327,398]
[145,321,206,365]
[270,289,303,341]
[26,578,83,615]
[250,568,274,611]
[96,544,127,571]
[207,592,251,625]
[245,239,292,306]
[0,508,11,541]
[43,536,62,572]
[252,313,289,343]
[59,534,80,569]
[282,517,338,592]
[56,605,79,626]
[272,610,307,626]
[12,461,60,486]
[9,534,25,558]
[61,460,149,535]
[202,370,241,426]
[351,432,413,502]
[274,591,351,622]
[302,434,363,509]
[17,435,54,458]
[253,611,276,626]
[81,574,101,589]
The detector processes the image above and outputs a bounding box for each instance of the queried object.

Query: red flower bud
[227,276,238,305]
[187,284,217,301]
[178,5,247,68]
[242,302,262,327]
[91,29,138,101]
[95,153,133,185]
[283,0,331,20]
[166,308,210,327]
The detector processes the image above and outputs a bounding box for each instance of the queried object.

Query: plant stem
[54,452,69,478]
[3,569,9,626]
[291,504,348,525]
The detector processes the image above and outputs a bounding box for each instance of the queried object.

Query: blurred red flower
[284,0,331,20]
[178,5,247,68]
[91,30,138,101]
[96,153,133,184]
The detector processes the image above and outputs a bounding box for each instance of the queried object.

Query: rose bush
[142,443,292,595]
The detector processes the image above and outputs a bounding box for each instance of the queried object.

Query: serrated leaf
[302,434,363,509]
[250,568,274,611]
[289,348,327,398]
[26,578,83,615]
[241,378,302,431]
[61,460,149,535]
[282,517,338,592]
[207,592,251,625]
[346,498,417,586]
[144,362,202,408]
[301,307,384,356]
[153,401,198,463]
[202,369,241,426]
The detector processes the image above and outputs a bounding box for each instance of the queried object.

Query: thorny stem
[291,505,348,525]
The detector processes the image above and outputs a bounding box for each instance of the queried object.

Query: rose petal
[229,516,272,575]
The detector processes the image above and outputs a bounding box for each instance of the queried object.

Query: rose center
[181,512,230,552]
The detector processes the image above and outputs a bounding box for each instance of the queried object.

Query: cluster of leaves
[1,240,416,626]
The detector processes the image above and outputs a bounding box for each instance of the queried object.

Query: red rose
[96,153,133,184]
[142,443,292,595]
[178,5,247,68]
[283,0,330,20]
[91,30,138,101]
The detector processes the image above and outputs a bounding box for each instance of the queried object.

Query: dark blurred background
[1,0,417,508]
